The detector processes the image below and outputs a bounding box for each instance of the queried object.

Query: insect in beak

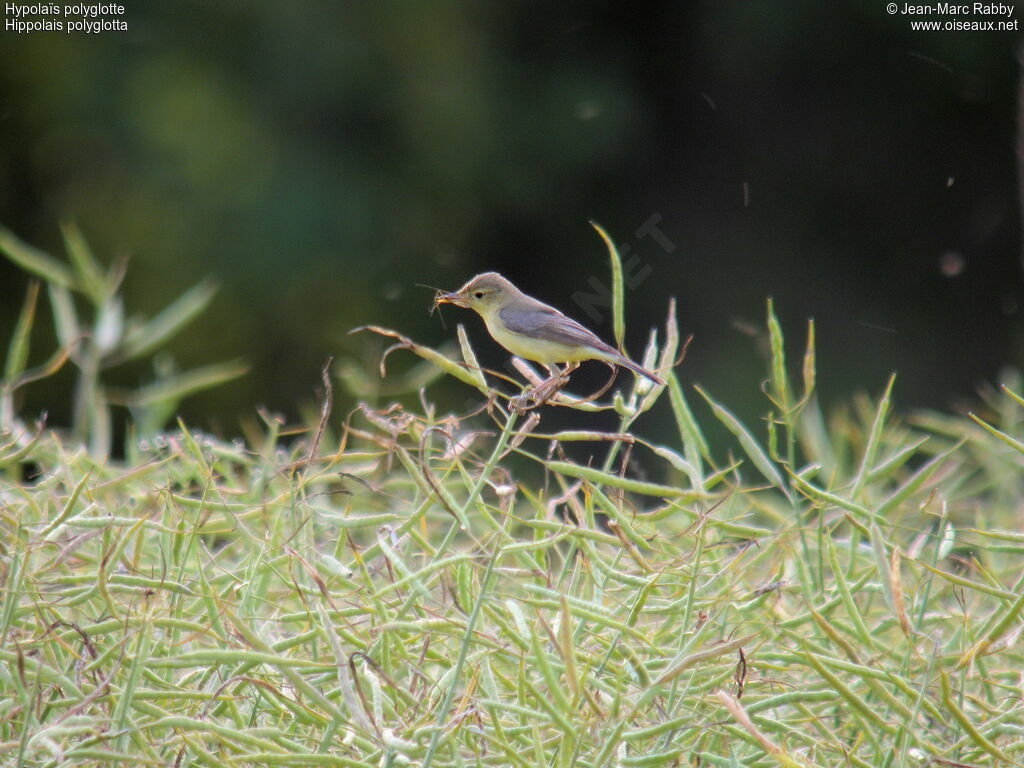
[434,290,468,309]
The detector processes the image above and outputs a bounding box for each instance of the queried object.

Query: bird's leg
[512,363,578,412]
[551,362,578,395]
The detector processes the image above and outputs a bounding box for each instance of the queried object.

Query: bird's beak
[434,290,469,308]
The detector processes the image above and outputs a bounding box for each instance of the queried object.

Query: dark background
[1,1,1021,438]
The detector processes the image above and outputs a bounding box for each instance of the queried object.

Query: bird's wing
[499,305,617,355]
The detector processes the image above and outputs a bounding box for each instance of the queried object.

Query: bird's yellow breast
[482,313,598,365]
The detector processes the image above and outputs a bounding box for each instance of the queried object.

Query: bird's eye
[473,291,485,299]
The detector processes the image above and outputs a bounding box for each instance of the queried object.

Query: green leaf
[801,317,816,402]
[48,284,80,349]
[0,226,74,288]
[766,298,792,413]
[668,374,708,471]
[120,359,249,407]
[546,459,701,500]
[875,442,959,517]
[968,411,1024,455]
[660,297,679,373]
[939,670,1012,763]
[695,385,790,499]
[869,522,900,624]
[118,278,219,362]
[961,574,1024,666]
[790,470,877,523]
[456,323,487,389]
[4,282,39,383]
[590,220,624,349]
[647,443,702,489]
[61,221,107,305]
[1000,383,1024,410]
[851,373,896,499]
[865,436,929,484]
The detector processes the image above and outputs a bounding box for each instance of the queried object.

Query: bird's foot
[510,363,578,413]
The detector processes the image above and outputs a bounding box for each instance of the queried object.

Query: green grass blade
[60,221,108,306]
[48,283,80,348]
[455,323,487,389]
[824,534,876,648]
[118,278,220,362]
[546,459,699,499]
[590,220,625,348]
[0,225,74,288]
[421,549,503,768]
[120,359,250,407]
[766,298,792,413]
[851,373,896,499]
[961,580,1024,665]
[875,442,959,517]
[939,670,1011,763]
[695,385,789,498]
[968,411,1024,455]
[668,374,709,470]
[4,281,39,383]
[801,317,816,402]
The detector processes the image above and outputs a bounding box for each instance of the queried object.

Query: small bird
[434,272,664,386]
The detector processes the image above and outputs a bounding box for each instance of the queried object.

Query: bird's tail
[618,356,665,386]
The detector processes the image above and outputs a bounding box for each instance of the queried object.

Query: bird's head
[434,272,521,317]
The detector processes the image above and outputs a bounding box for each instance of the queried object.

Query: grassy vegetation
[2,226,1024,767]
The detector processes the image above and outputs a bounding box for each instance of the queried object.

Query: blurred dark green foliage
[0,224,247,455]
[0,1,1020,436]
